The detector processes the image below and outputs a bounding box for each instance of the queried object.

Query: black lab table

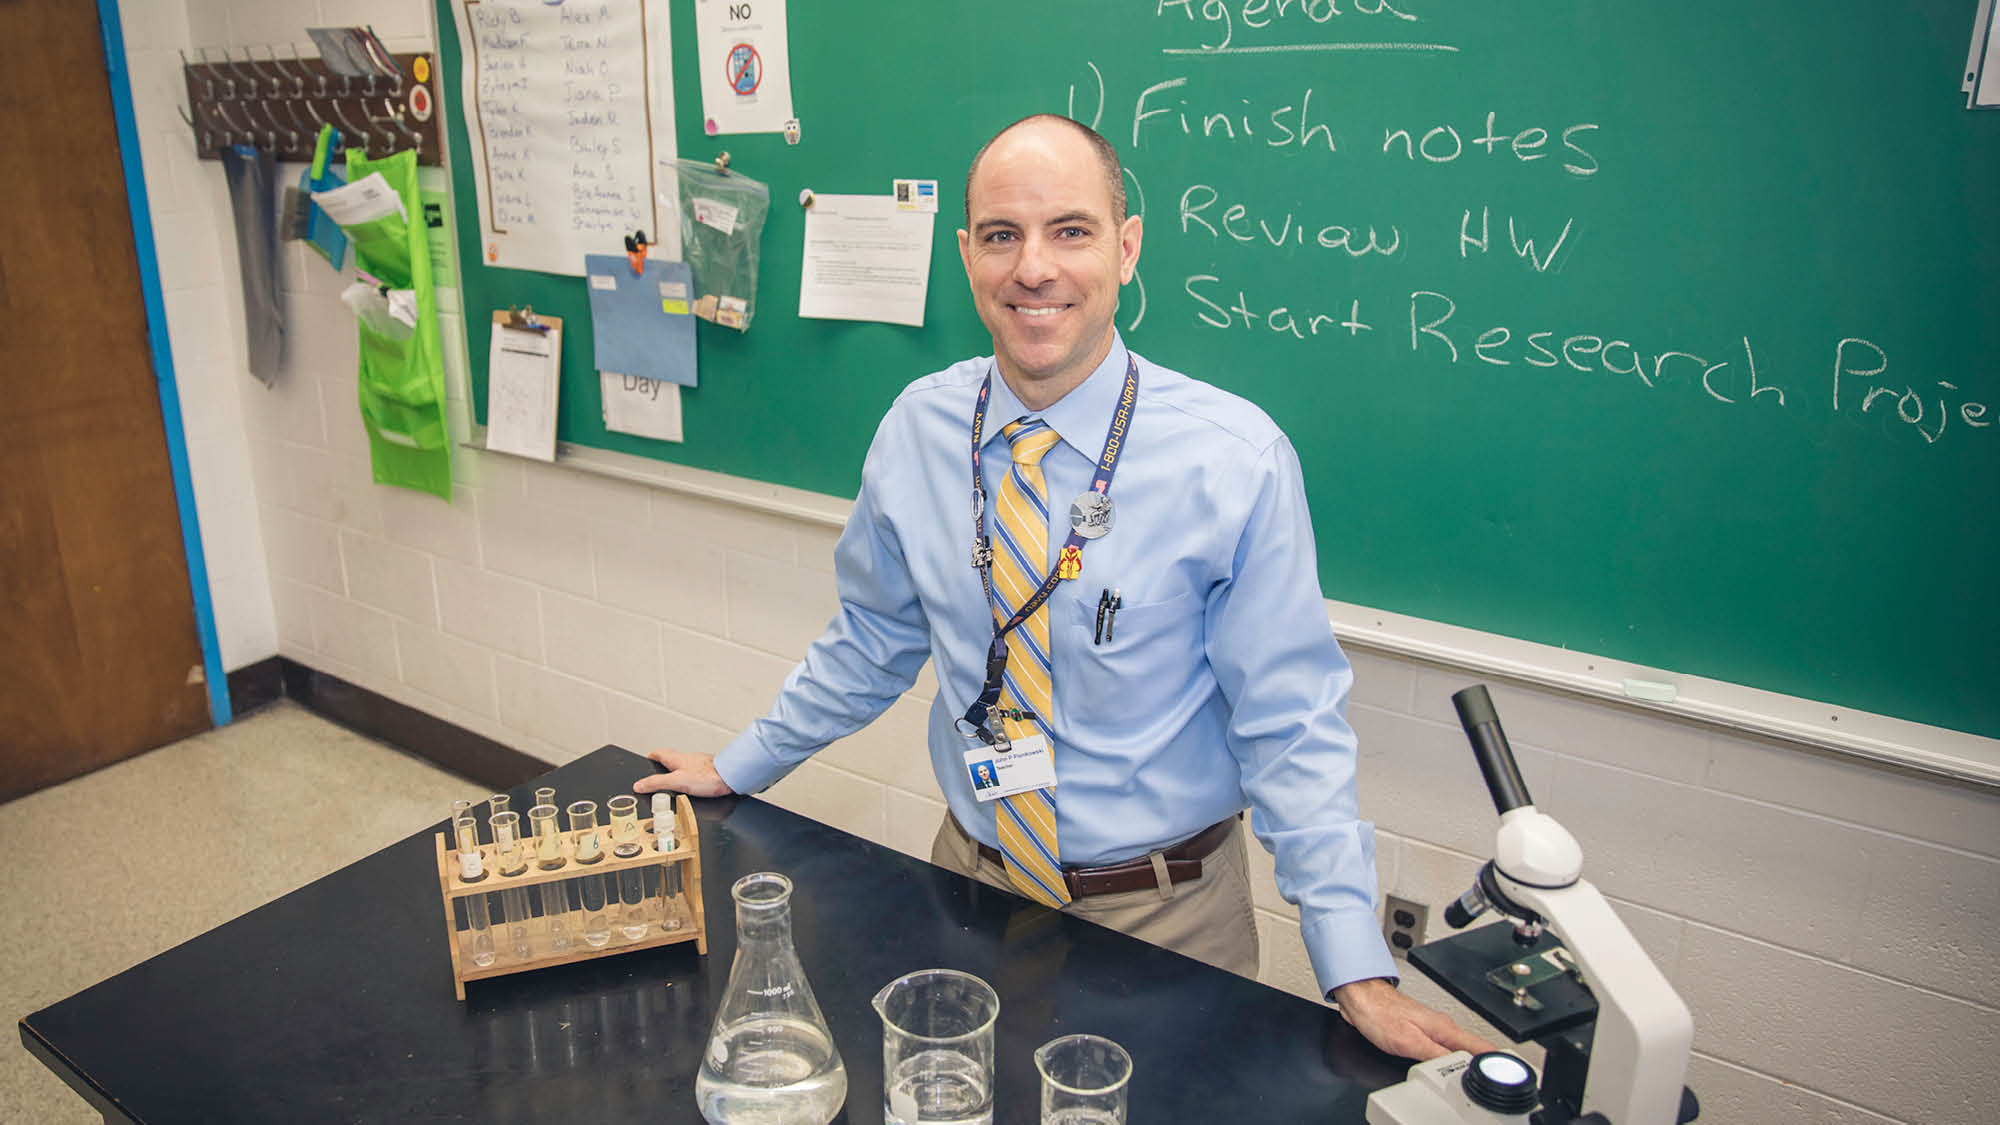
[21,746,1408,1122]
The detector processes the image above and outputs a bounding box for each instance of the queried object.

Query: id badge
[961,734,1057,803]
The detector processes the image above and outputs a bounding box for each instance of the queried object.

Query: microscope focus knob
[1461,1051,1539,1115]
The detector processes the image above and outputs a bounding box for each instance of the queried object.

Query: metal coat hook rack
[181,37,441,165]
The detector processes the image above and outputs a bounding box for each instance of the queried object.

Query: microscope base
[1366,1052,1535,1125]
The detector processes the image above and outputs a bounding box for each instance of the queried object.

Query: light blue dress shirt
[714,334,1396,993]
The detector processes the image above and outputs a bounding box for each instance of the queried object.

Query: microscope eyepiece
[1452,685,1534,814]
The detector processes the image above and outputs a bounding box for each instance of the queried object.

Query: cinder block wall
[125,1,2000,1121]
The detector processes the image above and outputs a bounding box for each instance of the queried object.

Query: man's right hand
[632,749,735,798]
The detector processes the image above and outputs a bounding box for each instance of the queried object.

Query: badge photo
[968,760,1000,791]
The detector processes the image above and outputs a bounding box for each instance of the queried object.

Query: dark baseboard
[226,657,287,717]
[241,657,551,789]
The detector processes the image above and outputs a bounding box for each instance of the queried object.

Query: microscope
[1366,686,1699,1125]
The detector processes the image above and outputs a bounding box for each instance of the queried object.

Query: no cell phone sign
[726,43,762,96]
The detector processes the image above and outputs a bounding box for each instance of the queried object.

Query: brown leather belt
[975,816,1236,899]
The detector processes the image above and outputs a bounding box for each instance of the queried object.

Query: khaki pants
[930,814,1260,979]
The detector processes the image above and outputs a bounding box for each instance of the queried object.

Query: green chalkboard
[437,1,1999,741]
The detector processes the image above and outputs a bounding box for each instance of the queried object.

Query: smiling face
[958,120,1143,410]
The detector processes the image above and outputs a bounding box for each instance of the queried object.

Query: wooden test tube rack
[433,795,707,1000]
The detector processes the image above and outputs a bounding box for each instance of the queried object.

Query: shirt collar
[979,332,1131,461]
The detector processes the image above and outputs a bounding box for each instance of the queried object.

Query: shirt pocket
[1060,591,1203,729]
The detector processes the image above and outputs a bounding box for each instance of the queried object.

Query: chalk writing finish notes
[452,1,679,276]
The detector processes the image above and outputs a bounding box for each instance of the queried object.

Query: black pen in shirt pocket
[1094,588,1122,644]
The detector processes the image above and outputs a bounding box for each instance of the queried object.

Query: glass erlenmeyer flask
[696,872,848,1124]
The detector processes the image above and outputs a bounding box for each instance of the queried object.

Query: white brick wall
[121,0,276,672]
[130,2,2000,1121]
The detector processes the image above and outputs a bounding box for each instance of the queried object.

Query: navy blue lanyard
[958,356,1139,744]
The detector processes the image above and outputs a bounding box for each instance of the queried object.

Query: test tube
[570,800,603,864]
[530,804,567,870]
[485,794,510,854]
[529,804,571,953]
[491,811,534,961]
[652,793,684,932]
[608,794,643,858]
[455,814,495,967]
[608,795,649,940]
[569,800,611,947]
[492,810,528,876]
[449,799,473,846]
[534,787,557,821]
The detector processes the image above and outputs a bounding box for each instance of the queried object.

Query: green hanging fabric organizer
[342,148,452,500]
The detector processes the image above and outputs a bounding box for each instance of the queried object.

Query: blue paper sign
[582,255,699,387]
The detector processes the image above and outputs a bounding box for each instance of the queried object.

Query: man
[637,114,1490,1061]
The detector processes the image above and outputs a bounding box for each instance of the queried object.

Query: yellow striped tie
[991,419,1070,908]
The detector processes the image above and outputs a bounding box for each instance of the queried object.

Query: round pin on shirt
[1068,492,1114,539]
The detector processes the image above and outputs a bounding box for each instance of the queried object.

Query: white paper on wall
[693,0,795,136]
[452,0,680,276]
[797,194,934,328]
[1975,0,2000,106]
[601,371,684,442]
[486,320,562,461]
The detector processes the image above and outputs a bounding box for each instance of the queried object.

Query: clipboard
[485,309,564,462]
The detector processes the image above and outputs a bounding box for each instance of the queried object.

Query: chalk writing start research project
[1093,75,1980,444]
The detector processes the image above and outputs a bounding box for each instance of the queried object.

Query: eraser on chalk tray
[1621,678,1678,703]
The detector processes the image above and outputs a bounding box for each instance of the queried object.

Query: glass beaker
[695,872,847,1125]
[872,969,998,1125]
[1033,1035,1131,1125]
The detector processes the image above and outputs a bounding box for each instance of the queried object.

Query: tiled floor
[1,702,482,1124]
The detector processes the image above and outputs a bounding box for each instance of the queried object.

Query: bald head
[964,114,1127,227]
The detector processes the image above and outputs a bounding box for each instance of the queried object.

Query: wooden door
[0,1,213,802]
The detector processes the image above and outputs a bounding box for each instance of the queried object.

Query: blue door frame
[95,0,232,725]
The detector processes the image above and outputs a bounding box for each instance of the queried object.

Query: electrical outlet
[1382,895,1427,959]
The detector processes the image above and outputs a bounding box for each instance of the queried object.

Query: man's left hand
[1331,977,1497,1061]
